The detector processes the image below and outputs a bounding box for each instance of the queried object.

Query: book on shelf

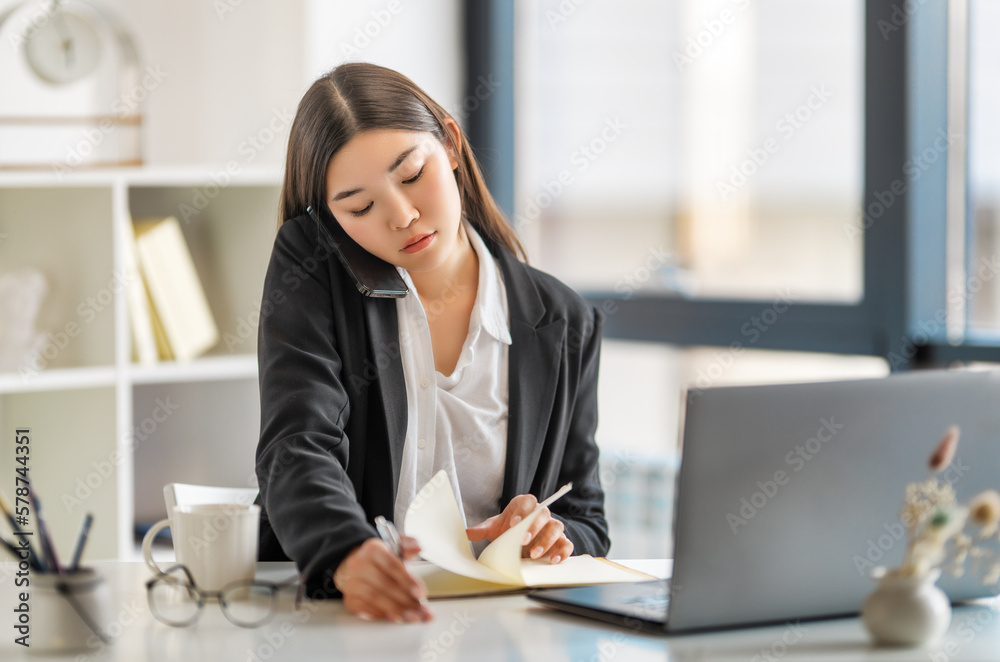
[404,470,654,598]
[132,216,219,362]
[122,228,158,365]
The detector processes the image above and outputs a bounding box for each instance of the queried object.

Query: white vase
[861,568,951,646]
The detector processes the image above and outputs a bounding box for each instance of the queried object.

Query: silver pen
[375,515,428,608]
[374,515,403,557]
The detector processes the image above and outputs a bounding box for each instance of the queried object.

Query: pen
[375,515,430,610]
[28,487,61,574]
[69,513,93,571]
[0,536,41,569]
[374,515,403,557]
[539,482,573,509]
[515,482,575,553]
[0,490,18,531]
[0,489,43,570]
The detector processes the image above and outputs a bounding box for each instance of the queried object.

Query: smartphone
[306,205,409,298]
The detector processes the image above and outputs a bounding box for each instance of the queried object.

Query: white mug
[142,503,260,592]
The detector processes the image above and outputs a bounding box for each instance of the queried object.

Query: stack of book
[125,216,219,363]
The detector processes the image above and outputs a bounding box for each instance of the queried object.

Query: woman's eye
[350,202,373,217]
[403,167,425,184]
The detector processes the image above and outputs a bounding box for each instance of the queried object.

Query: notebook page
[404,471,516,585]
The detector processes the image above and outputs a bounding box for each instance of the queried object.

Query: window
[966,0,1000,335]
[516,0,864,303]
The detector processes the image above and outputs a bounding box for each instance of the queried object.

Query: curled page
[404,471,516,585]
[475,509,540,582]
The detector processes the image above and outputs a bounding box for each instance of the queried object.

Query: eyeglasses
[145,565,304,628]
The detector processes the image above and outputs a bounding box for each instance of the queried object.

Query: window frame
[465,0,993,370]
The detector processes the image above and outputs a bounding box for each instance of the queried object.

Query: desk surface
[3,560,1000,661]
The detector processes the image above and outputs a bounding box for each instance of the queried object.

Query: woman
[255,62,608,623]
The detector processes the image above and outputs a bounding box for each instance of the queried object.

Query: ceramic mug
[142,503,260,592]
[28,568,114,653]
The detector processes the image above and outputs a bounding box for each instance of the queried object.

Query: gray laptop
[529,369,1000,633]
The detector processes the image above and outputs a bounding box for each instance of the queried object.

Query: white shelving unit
[0,167,281,561]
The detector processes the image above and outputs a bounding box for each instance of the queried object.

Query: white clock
[23,4,103,85]
[0,0,142,170]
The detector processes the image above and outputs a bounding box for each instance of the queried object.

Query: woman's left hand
[465,494,574,564]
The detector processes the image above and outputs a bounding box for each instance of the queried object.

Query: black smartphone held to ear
[306,205,409,298]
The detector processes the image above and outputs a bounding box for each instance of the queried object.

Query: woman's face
[324,124,463,273]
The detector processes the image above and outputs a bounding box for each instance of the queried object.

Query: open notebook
[403,471,653,598]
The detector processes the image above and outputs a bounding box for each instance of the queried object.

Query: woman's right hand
[332,536,433,623]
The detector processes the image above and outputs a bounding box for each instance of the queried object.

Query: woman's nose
[388,191,419,230]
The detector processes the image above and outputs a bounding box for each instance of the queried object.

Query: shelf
[124,165,283,188]
[0,165,283,189]
[0,365,117,394]
[127,354,258,385]
[0,165,276,560]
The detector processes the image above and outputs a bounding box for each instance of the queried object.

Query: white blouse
[392,223,511,538]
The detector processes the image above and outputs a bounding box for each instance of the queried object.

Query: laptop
[529,369,1000,633]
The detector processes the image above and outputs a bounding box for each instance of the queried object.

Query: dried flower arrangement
[894,426,1000,584]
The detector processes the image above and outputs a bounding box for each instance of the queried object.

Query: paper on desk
[404,471,517,585]
[409,561,527,598]
[520,556,651,586]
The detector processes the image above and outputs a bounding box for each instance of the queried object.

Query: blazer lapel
[495,249,565,504]
[363,296,407,502]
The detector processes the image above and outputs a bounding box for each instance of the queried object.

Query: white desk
[3,561,1000,661]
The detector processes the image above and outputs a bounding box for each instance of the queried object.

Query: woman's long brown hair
[279,62,525,260]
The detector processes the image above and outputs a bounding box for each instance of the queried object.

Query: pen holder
[28,568,113,654]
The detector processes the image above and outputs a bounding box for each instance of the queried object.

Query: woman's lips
[401,232,435,254]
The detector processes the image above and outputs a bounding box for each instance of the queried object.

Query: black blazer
[255,211,609,597]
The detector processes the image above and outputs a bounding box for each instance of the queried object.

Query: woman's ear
[441,117,462,170]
